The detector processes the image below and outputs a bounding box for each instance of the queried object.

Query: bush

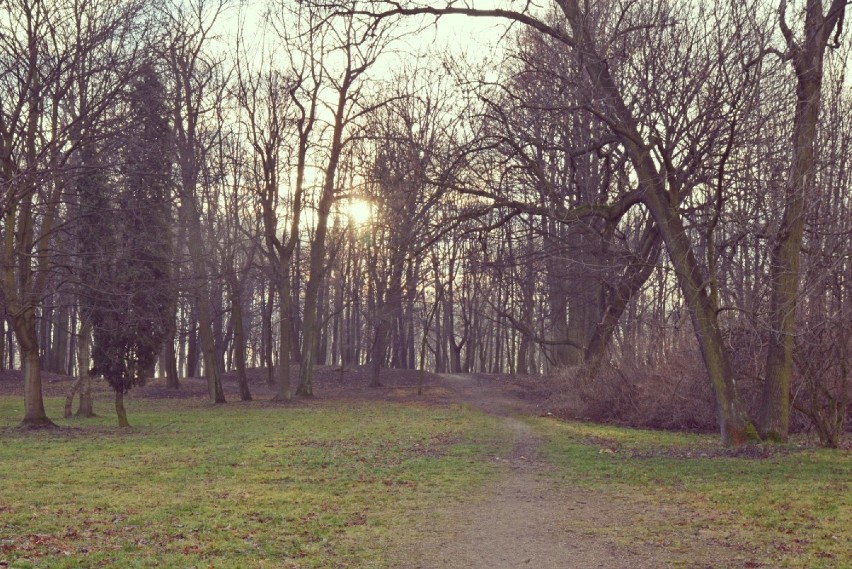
[547,351,719,432]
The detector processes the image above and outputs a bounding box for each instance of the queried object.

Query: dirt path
[394,374,729,569]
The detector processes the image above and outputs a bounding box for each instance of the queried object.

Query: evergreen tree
[90,62,175,427]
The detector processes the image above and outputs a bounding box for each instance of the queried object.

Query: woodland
[0,0,850,448]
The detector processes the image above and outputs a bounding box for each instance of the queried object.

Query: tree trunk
[369,314,389,387]
[273,267,292,401]
[760,0,843,442]
[186,307,198,379]
[75,320,95,417]
[555,0,754,444]
[263,283,275,386]
[164,335,180,389]
[643,179,754,445]
[298,66,350,396]
[197,296,226,403]
[585,224,662,375]
[115,390,130,428]
[64,378,80,418]
[179,192,226,404]
[231,289,251,401]
[0,318,5,372]
[545,223,575,367]
[12,309,55,428]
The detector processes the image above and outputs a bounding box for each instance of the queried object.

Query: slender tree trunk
[75,320,94,417]
[186,306,198,378]
[115,390,130,428]
[231,289,251,401]
[263,283,275,386]
[164,333,180,389]
[212,281,226,376]
[64,377,80,418]
[760,0,844,441]
[180,195,225,404]
[273,262,292,401]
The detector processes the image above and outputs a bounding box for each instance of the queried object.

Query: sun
[346,198,373,225]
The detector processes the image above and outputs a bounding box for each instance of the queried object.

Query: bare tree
[0,0,143,427]
[759,0,848,442]
[161,0,230,403]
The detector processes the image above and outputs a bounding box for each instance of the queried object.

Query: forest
[1,0,850,447]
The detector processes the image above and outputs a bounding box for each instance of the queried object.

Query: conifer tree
[90,63,175,427]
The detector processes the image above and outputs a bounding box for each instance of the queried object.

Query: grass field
[0,395,509,568]
[1,392,850,568]
[533,419,852,569]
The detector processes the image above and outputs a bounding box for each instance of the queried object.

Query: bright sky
[222,0,512,68]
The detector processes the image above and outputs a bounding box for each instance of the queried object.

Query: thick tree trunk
[12,310,55,428]
[197,298,226,404]
[299,254,324,397]
[545,283,573,366]
[643,181,754,445]
[544,222,575,367]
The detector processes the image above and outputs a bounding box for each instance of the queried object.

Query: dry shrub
[544,323,849,441]
[791,324,851,447]
[548,349,719,431]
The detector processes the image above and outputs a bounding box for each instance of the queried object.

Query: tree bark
[231,289,252,401]
[585,224,662,375]
[298,84,348,397]
[274,262,293,400]
[179,196,226,404]
[760,0,845,442]
[64,378,80,418]
[11,309,55,428]
[115,390,130,428]
[164,334,180,390]
[75,320,95,417]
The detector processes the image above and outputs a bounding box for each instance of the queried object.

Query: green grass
[0,396,509,568]
[532,419,852,569]
[2,394,849,568]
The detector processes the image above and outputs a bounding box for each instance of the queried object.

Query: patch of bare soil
[391,374,746,569]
